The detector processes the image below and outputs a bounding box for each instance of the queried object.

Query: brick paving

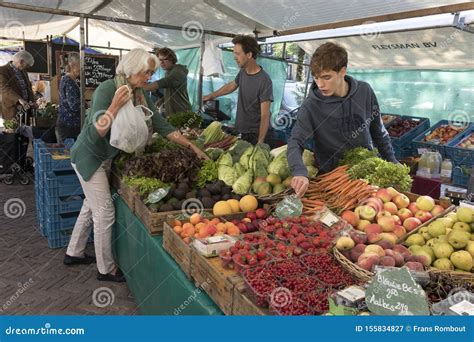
[0,181,138,315]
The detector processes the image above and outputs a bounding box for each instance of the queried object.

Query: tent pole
[86,17,89,46]
[197,34,205,111]
[303,65,311,98]
[145,0,150,23]
[79,16,86,128]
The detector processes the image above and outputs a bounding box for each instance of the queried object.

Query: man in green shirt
[144,47,192,116]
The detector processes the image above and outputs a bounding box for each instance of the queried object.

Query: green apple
[433,242,454,259]
[452,221,471,233]
[433,258,454,271]
[450,251,473,272]
[448,230,470,249]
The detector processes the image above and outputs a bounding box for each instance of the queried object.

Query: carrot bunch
[303,165,377,214]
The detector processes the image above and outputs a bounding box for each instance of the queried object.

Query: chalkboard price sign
[84,54,117,88]
[366,267,429,316]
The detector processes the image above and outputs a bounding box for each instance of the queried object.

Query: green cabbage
[232,169,254,195]
[218,165,237,186]
[234,163,245,178]
[239,146,254,170]
[217,152,233,167]
[306,165,318,178]
[303,149,315,166]
[229,140,252,163]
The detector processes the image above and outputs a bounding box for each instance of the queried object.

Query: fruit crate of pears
[402,206,474,284]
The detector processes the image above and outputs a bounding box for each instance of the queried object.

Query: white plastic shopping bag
[110,100,153,153]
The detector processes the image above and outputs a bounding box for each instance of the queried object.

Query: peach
[216,222,226,232]
[430,205,445,216]
[189,213,202,225]
[380,256,396,267]
[341,210,359,227]
[210,218,221,225]
[350,231,368,245]
[392,215,401,225]
[182,223,195,238]
[357,219,371,231]
[407,202,419,215]
[357,255,380,271]
[377,216,396,232]
[403,217,422,232]
[206,225,217,236]
[393,244,411,257]
[173,219,182,227]
[393,194,410,209]
[227,225,240,236]
[383,202,398,215]
[393,225,407,238]
[377,239,394,250]
[183,237,191,244]
[365,223,383,235]
[357,205,377,221]
[404,261,424,272]
[367,232,382,243]
[398,208,413,221]
[378,233,397,245]
[376,188,393,203]
[173,225,183,234]
[415,210,433,223]
[350,244,367,263]
[365,244,385,257]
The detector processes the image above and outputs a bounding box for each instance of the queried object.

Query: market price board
[366,267,429,315]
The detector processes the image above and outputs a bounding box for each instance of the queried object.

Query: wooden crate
[190,247,242,315]
[232,280,269,316]
[116,179,138,212]
[135,198,185,235]
[163,220,193,279]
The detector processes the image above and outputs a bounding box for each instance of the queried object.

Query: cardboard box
[192,235,237,257]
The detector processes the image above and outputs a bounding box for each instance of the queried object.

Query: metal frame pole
[197,33,206,110]
[79,16,86,128]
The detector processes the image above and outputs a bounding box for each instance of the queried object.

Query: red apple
[415,210,433,223]
[377,216,396,232]
[393,225,407,238]
[392,215,401,225]
[403,217,422,232]
[393,194,410,209]
[398,208,413,221]
[383,202,398,215]
[376,188,393,203]
[407,202,419,215]
[376,210,393,220]
[430,205,444,216]
[340,210,359,227]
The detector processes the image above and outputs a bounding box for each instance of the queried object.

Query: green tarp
[113,197,222,315]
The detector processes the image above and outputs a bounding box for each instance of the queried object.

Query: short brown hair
[232,35,260,59]
[311,42,348,76]
[155,47,177,64]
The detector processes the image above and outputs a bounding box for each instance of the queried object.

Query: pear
[428,221,446,237]
[433,258,454,271]
[450,251,473,272]
[452,221,471,233]
[405,234,425,247]
[437,217,454,229]
[446,212,458,222]
[456,207,473,223]
[421,245,435,261]
[413,250,433,266]
[448,230,470,249]
[420,227,432,241]
[466,241,474,258]
[433,242,454,259]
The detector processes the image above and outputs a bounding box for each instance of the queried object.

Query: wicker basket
[255,188,294,203]
[332,247,374,282]
[428,267,474,285]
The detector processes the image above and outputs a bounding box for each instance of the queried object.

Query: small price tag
[145,187,170,204]
[275,196,303,218]
[320,210,339,227]
[450,300,474,316]
[338,286,366,302]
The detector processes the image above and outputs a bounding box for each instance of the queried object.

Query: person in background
[56,52,81,143]
[143,47,191,116]
[287,42,398,197]
[64,48,208,282]
[0,50,35,122]
[203,35,273,145]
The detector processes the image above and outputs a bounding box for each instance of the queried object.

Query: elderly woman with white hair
[65,49,208,282]
[56,52,81,143]
[0,50,35,121]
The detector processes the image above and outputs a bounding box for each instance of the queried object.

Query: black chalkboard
[56,51,117,89]
[52,44,79,76]
[24,41,48,74]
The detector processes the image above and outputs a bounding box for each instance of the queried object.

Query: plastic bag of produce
[110,99,153,153]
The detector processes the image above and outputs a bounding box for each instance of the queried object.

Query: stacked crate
[34,139,93,248]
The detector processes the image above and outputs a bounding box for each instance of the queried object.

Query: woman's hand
[110,85,131,115]
[291,176,309,198]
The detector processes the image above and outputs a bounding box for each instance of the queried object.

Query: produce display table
[113,196,223,315]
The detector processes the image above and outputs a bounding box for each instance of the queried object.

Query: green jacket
[157,64,192,116]
[71,79,175,181]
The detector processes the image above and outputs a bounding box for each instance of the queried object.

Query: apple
[415,210,433,223]
[387,187,400,198]
[403,217,422,232]
[416,196,435,212]
[392,215,401,225]
[255,208,268,219]
[357,219,371,231]
[398,208,413,221]
[408,202,419,215]
[430,205,445,217]
[376,188,393,203]
[376,210,393,220]
[393,194,410,209]
[377,216,396,232]
[383,202,398,215]
[341,210,359,227]
[358,205,377,221]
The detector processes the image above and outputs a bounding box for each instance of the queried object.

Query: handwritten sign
[365,267,429,316]
[274,196,303,218]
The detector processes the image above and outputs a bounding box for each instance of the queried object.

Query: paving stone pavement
[0,181,138,315]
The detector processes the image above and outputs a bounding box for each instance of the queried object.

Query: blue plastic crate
[386,115,430,150]
[44,194,84,214]
[36,208,48,237]
[37,148,74,172]
[445,125,474,167]
[46,228,93,249]
[44,212,80,234]
[393,146,416,159]
[381,113,401,127]
[412,120,469,158]
[452,167,470,187]
[45,173,81,188]
[39,181,83,198]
